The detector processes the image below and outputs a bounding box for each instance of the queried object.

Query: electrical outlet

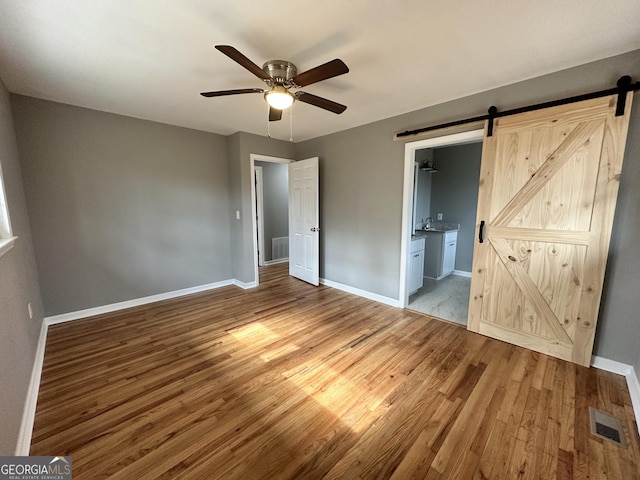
[27,302,33,319]
[437,213,443,220]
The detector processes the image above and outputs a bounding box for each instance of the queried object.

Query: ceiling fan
[201,45,349,121]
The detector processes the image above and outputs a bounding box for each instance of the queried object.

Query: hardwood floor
[31,263,640,479]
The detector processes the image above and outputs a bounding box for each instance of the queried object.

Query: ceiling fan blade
[200,88,264,97]
[215,45,271,81]
[292,59,349,87]
[295,92,347,114]
[269,107,283,122]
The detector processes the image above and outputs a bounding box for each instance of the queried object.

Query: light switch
[236,210,240,220]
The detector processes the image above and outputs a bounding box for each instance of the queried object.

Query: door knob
[310,227,320,232]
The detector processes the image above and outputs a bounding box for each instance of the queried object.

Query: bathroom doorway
[399,130,483,325]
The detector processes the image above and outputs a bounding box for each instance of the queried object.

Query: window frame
[0,159,16,258]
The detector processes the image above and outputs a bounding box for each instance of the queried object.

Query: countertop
[412,222,459,239]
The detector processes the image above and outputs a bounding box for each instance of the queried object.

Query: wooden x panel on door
[468,94,633,366]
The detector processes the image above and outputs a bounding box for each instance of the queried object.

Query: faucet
[424,217,433,230]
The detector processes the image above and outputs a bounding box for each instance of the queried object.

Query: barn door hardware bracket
[395,76,640,139]
[615,75,632,116]
[486,106,498,137]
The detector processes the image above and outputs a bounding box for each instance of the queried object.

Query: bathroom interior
[408,141,482,325]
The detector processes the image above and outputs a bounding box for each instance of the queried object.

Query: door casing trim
[250,154,294,287]
[399,129,484,307]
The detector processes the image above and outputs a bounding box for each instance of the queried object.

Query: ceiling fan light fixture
[264,86,294,110]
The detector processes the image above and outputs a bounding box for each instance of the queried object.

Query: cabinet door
[409,250,424,293]
[415,250,425,287]
[442,239,456,276]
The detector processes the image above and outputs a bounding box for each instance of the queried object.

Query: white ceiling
[1,1,639,142]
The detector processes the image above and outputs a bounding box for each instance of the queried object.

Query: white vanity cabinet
[424,230,458,280]
[408,237,425,294]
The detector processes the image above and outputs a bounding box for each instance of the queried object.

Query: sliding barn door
[467,94,633,366]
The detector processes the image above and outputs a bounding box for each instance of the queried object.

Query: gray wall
[0,79,43,454]
[226,132,295,283]
[295,126,403,297]
[431,143,482,272]
[12,96,233,316]
[255,161,288,262]
[295,49,640,368]
[596,76,640,369]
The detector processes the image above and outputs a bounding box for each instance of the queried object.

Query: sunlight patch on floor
[228,321,301,361]
[228,320,379,432]
[229,322,279,343]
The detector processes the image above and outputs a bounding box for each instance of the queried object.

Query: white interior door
[289,157,319,286]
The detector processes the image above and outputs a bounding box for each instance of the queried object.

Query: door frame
[254,166,265,267]
[250,153,294,286]
[399,129,484,307]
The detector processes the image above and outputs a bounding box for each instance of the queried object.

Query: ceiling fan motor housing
[262,60,297,86]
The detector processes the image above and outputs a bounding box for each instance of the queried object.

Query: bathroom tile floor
[408,274,471,325]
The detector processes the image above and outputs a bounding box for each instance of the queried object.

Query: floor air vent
[589,407,626,447]
[272,236,289,262]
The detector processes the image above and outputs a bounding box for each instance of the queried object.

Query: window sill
[0,236,17,259]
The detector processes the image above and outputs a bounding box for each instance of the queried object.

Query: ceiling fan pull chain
[267,105,271,138]
[289,103,293,142]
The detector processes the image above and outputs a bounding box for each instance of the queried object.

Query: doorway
[399,129,484,325]
[250,154,293,285]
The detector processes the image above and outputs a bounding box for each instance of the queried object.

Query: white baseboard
[320,278,400,308]
[233,279,258,289]
[591,355,631,375]
[591,355,640,435]
[423,271,472,281]
[453,270,472,278]
[263,258,288,266]
[15,320,48,455]
[627,367,640,433]
[46,279,236,325]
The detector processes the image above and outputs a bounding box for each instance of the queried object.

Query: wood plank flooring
[31,263,640,479]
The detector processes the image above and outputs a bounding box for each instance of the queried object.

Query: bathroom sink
[421,222,460,233]
[414,223,460,237]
